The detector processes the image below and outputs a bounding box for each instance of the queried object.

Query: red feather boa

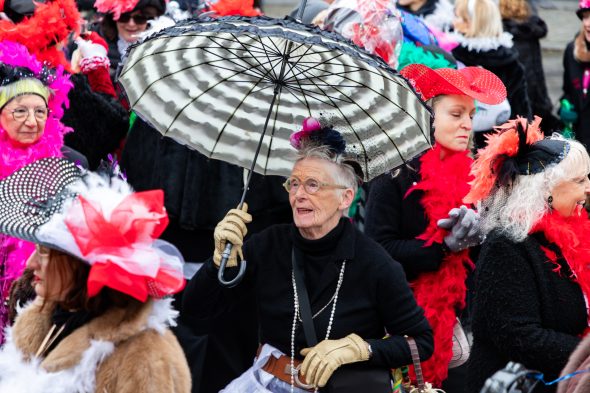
[531,211,590,333]
[406,144,474,386]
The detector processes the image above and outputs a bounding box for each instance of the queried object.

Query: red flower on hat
[65,190,186,302]
[400,63,507,104]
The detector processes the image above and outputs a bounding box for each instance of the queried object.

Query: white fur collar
[423,0,455,31]
[448,31,514,51]
[0,298,177,392]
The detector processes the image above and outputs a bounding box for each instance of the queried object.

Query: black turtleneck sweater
[182,218,433,370]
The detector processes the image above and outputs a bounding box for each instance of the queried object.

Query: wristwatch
[366,342,373,359]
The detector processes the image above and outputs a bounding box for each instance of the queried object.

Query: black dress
[467,231,586,393]
[182,218,434,389]
[503,15,560,132]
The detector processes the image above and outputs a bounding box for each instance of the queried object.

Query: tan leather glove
[213,204,252,268]
[299,333,370,388]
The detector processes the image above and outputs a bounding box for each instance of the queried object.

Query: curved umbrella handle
[217,243,247,287]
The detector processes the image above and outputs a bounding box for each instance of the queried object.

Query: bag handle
[405,336,446,393]
[406,336,425,390]
[292,248,318,346]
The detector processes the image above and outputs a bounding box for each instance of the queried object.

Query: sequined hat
[577,0,590,19]
[400,63,507,104]
[0,157,185,302]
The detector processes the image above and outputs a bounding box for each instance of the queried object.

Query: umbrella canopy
[118,16,432,182]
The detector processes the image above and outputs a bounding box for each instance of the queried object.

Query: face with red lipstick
[288,158,355,240]
[551,172,590,217]
[432,94,476,156]
[27,245,73,301]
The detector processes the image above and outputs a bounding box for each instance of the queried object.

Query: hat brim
[401,63,507,105]
[577,7,590,19]
[0,157,81,245]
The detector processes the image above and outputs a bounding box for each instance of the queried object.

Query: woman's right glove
[213,204,252,268]
[437,205,482,252]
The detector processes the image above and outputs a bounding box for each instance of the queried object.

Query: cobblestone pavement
[262,0,582,117]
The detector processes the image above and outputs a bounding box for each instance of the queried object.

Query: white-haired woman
[464,118,590,393]
[181,118,433,392]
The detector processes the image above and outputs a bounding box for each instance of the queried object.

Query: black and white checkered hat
[0,157,81,245]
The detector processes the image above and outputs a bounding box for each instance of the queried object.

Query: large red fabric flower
[65,190,186,302]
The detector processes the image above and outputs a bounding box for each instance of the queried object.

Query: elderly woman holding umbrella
[181,118,434,392]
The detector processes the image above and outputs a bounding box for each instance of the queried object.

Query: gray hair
[479,135,590,242]
[295,145,359,194]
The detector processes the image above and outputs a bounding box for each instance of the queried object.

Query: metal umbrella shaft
[218,55,291,286]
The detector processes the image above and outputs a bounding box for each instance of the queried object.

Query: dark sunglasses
[117,13,151,25]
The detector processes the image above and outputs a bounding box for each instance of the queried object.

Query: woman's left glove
[300,333,370,388]
[437,205,483,252]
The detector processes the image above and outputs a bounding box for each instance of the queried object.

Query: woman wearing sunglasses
[0,42,75,345]
[181,118,433,392]
[95,0,165,81]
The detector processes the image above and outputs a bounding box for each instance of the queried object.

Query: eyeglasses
[9,106,49,122]
[117,13,152,25]
[283,177,347,195]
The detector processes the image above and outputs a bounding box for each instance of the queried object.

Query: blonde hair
[455,0,504,38]
[499,0,530,21]
[0,78,49,110]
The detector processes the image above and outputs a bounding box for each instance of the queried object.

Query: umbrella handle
[217,243,247,287]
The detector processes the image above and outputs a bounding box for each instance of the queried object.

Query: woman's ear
[339,188,356,211]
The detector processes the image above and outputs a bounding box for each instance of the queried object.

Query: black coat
[62,74,129,170]
[182,219,434,377]
[121,118,292,393]
[364,160,446,282]
[503,15,561,131]
[467,231,586,393]
[452,43,532,120]
[562,37,590,151]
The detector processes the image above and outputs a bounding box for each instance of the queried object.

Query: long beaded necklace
[290,260,346,393]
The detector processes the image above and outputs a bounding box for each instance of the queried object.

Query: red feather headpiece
[0,0,81,71]
[464,116,544,204]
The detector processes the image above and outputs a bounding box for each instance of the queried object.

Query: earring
[548,195,553,208]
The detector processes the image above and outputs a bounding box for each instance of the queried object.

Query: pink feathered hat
[577,0,590,19]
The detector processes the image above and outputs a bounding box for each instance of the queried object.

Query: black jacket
[503,15,560,131]
[467,231,586,393]
[452,43,532,120]
[62,74,129,170]
[561,37,590,150]
[182,219,434,373]
[364,160,446,281]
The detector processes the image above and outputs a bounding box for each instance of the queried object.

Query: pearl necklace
[290,260,346,393]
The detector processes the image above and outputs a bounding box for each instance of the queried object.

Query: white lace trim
[423,0,455,31]
[448,31,514,51]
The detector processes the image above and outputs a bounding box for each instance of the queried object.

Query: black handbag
[292,249,392,393]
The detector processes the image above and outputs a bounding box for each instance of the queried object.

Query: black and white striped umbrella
[118,15,432,286]
[118,16,432,183]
